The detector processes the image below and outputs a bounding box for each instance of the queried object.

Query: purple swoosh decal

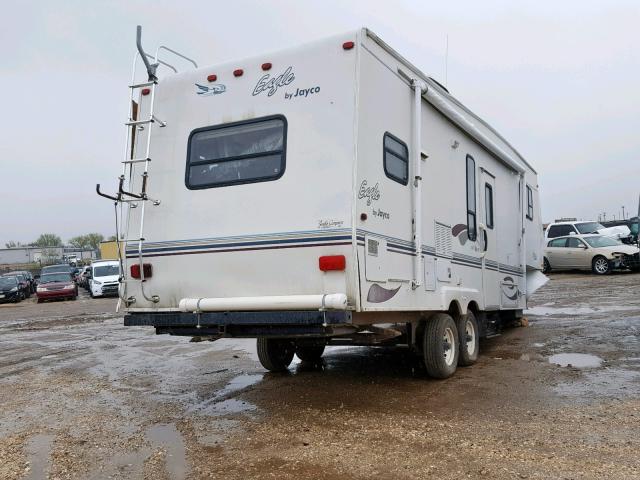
[367,284,401,303]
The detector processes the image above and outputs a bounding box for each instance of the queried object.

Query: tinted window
[0,277,18,287]
[42,265,72,274]
[485,183,494,229]
[548,225,576,238]
[526,185,534,220]
[567,237,586,248]
[40,273,73,283]
[466,155,477,241]
[186,116,286,189]
[548,238,567,247]
[383,133,409,185]
[575,222,604,234]
[93,265,120,277]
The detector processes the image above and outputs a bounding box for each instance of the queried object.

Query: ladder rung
[130,81,157,89]
[122,157,151,164]
[126,118,153,126]
[125,116,165,127]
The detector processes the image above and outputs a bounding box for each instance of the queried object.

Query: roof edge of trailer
[362,28,536,175]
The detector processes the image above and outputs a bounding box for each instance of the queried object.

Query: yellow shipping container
[99,241,123,261]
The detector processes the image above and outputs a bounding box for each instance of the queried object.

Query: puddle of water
[525,305,635,316]
[549,353,603,368]
[24,434,54,480]
[146,423,187,480]
[188,374,262,416]
[218,374,263,396]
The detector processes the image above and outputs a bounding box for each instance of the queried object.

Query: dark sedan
[36,273,78,303]
[0,276,23,303]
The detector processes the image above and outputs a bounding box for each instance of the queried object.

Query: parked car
[36,272,78,303]
[77,266,91,289]
[3,270,35,293]
[0,276,23,303]
[3,272,32,298]
[545,220,631,242]
[543,234,640,275]
[89,260,120,298]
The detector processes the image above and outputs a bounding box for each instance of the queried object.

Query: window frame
[567,237,587,249]
[185,114,287,190]
[548,238,568,248]
[526,185,534,221]
[466,155,477,241]
[383,132,409,186]
[484,183,494,229]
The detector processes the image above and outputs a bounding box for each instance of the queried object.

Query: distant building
[0,246,97,266]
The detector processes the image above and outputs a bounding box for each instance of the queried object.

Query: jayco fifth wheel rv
[98,26,546,379]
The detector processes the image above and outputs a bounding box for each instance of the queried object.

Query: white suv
[89,260,120,298]
[545,221,630,242]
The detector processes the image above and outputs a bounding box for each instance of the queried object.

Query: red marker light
[130,263,152,279]
[319,255,346,272]
[141,88,151,96]
[207,74,217,82]
[342,41,355,50]
[233,69,244,77]
[261,62,272,71]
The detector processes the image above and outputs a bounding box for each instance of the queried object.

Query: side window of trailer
[526,185,534,220]
[383,133,409,185]
[485,183,494,229]
[466,155,477,241]
[186,115,287,189]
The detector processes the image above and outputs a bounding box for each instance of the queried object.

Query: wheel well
[466,301,479,316]
[448,300,462,321]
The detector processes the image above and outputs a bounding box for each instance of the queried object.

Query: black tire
[422,313,459,379]
[457,311,480,367]
[257,338,295,372]
[592,255,610,275]
[295,344,325,362]
[543,257,551,274]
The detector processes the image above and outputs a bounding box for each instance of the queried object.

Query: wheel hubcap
[443,327,455,366]
[595,259,608,273]
[465,319,476,356]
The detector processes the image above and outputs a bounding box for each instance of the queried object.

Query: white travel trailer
[98,27,545,378]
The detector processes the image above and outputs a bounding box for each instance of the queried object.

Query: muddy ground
[0,273,639,479]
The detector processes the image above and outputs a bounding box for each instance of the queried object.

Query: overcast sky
[1,0,639,246]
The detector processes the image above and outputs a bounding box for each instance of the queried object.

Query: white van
[99,27,546,378]
[89,260,120,298]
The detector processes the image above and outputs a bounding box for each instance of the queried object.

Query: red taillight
[141,88,151,96]
[130,263,152,279]
[342,41,354,50]
[319,255,346,272]
[261,62,272,71]
[233,69,244,77]
[207,74,217,82]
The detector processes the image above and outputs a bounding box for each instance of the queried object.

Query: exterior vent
[435,222,453,258]
[367,238,379,257]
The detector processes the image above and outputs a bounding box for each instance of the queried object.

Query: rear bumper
[124,310,353,338]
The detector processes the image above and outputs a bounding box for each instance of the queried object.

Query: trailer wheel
[422,313,459,379]
[295,345,325,363]
[456,311,479,366]
[257,338,295,372]
[592,255,610,275]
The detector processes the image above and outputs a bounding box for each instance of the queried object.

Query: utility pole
[603,212,607,222]
[622,206,626,220]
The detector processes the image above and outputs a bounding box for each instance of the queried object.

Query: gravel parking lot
[1,273,639,479]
